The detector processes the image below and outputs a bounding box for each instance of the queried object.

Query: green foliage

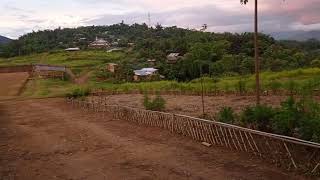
[241,105,275,132]
[267,80,282,93]
[216,107,235,124]
[1,23,319,81]
[236,78,247,95]
[66,87,91,99]
[296,100,320,142]
[272,97,300,136]
[143,93,166,111]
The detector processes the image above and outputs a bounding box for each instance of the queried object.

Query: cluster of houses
[105,52,184,82]
[65,36,185,82]
[65,37,129,52]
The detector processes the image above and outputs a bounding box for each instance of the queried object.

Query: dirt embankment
[0,98,304,180]
[0,72,30,99]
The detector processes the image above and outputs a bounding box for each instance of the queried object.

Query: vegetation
[214,96,320,143]
[216,107,235,124]
[66,86,91,99]
[1,24,320,82]
[143,93,166,111]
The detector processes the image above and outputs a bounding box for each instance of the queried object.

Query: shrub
[66,87,91,99]
[143,93,166,111]
[272,97,300,136]
[241,105,275,132]
[216,107,235,124]
[268,80,282,94]
[297,100,320,142]
[236,79,247,95]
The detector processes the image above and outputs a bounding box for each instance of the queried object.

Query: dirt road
[0,98,305,180]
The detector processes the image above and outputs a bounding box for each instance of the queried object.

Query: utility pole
[254,0,260,105]
[241,0,260,105]
[200,65,205,117]
[148,12,151,28]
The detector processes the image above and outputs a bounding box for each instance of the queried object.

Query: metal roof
[34,64,66,72]
[134,68,158,76]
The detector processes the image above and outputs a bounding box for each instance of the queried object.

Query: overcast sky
[0,0,319,38]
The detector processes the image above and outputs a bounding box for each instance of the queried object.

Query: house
[167,53,183,64]
[106,63,119,73]
[33,64,66,79]
[107,48,123,53]
[65,47,80,51]
[147,59,156,66]
[133,68,159,81]
[89,37,110,49]
[127,42,135,47]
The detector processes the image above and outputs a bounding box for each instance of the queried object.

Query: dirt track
[0,98,305,180]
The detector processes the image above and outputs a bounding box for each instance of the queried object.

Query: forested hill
[1,23,320,81]
[0,35,12,45]
[271,30,320,41]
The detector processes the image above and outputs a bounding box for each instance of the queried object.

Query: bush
[216,107,235,124]
[272,97,300,136]
[297,100,320,142]
[268,80,282,94]
[143,93,166,111]
[66,87,91,99]
[236,79,247,95]
[241,105,275,132]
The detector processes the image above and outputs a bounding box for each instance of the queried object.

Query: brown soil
[0,72,29,100]
[92,94,296,117]
[0,98,306,180]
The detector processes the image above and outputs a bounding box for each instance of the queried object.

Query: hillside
[271,30,320,41]
[0,24,320,82]
[0,35,12,44]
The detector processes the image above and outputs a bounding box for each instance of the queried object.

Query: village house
[106,63,119,73]
[88,37,110,49]
[167,53,183,64]
[147,59,156,66]
[33,64,66,79]
[133,68,159,81]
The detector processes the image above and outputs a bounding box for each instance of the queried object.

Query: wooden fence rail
[66,98,320,175]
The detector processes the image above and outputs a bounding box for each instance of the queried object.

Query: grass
[88,68,320,94]
[4,50,320,97]
[22,79,77,98]
[0,50,126,68]
[19,68,320,98]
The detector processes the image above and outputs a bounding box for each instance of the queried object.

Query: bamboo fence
[91,89,318,97]
[67,97,320,175]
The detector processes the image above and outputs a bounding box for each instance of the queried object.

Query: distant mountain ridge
[0,35,12,44]
[271,30,320,41]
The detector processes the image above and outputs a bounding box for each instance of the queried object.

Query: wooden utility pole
[241,0,260,105]
[200,66,205,117]
[254,0,260,105]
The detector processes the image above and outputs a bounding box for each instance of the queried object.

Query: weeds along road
[0,98,304,180]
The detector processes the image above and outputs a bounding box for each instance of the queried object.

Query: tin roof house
[133,68,159,81]
[167,53,183,64]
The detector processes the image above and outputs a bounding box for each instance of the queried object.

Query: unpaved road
[0,98,305,180]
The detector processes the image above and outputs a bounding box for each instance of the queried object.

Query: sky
[0,0,319,39]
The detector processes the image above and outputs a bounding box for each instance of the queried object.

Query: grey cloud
[85,3,320,33]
